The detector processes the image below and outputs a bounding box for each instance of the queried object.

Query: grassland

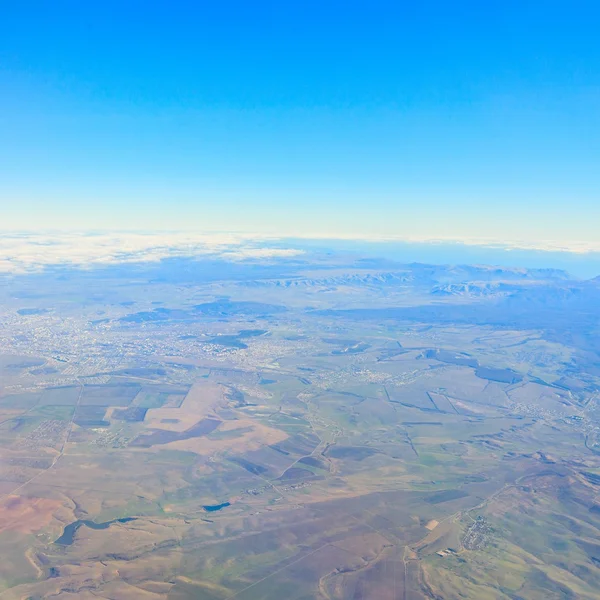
[0,262,598,599]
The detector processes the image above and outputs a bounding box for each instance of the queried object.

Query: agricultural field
[0,256,599,599]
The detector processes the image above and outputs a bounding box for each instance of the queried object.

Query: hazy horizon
[2,230,600,279]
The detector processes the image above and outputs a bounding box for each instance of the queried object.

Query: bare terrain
[0,254,599,599]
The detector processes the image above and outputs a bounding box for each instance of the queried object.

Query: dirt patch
[0,495,62,534]
[131,418,221,447]
[153,418,288,455]
[144,381,225,432]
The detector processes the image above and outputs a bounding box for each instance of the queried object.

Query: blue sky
[1,1,599,243]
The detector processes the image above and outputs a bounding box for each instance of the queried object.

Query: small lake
[55,517,137,545]
[203,502,230,512]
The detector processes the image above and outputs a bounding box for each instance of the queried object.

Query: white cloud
[286,233,600,254]
[0,231,304,273]
[220,247,305,260]
[0,230,598,274]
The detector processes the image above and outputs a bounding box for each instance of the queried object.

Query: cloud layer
[0,232,304,273]
[1,231,599,274]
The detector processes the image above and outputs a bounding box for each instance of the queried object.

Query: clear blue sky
[1,1,599,242]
